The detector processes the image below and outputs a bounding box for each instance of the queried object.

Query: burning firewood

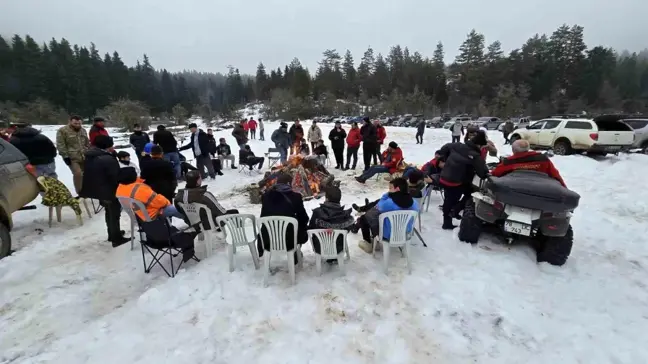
[251,154,337,203]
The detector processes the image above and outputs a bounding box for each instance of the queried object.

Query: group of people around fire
[2,113,568,267]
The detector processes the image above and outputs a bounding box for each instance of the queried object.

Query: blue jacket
[376,192,419,240]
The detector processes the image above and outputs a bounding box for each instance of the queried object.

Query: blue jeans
[402,166,417,178]
[35,162,57,178]
[279,148,288,164]
[164,152,181,179]
[358,165,389,181]
[162,205,184,219]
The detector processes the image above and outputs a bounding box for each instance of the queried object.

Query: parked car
[508,115,635,155]
[0,138,41,258]
[447,116,473,127]
[474,117,502,130]
[426,117,444,128]
[620,117,648,152]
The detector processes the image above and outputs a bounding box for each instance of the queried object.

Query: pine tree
[255,62,269,100]
[342,50,357,99]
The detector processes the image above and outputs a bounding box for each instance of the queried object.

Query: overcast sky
[1,0,645,75]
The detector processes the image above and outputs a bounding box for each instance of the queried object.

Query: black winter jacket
[129,131,150,154]
[140,156,178,201]
[231,124,248,145]
[360,123,378,144]
[206,134,217,155]
[79,147,120,201]
[289,124,304,143]
[438,141,489,185]
[179,129,211,158]
[416,121,426,134]
[308,201,354,254]
[215,143,232,156]
[328,128,347,149]
[9,127,57,165]
[153,129,178,153]
[258,184,309,254]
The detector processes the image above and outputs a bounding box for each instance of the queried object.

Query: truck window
[565,121,593,130]
[543,120,562,129]
[622,120,648,130]
[595,120,632,131]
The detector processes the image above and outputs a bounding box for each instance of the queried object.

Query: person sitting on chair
[116,167,184,220]
[308,186,354,264]
[177,153,202,179]
[354,141,403,184]
[174,170,239,230]
[299,140,310,156]
[239,144,265,170]
[258,173,309,260]
[313,140,328,165]
[215,138,237,169]
[407,170,426,198]
[350,177,419,253]
[117,150,141,176]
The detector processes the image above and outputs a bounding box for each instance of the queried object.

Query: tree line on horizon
[1,24,648,126]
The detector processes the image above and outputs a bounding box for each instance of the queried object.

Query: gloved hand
[63,157,71,166]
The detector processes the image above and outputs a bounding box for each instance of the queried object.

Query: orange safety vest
[116,182,170,220]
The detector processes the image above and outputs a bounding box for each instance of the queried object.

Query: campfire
[250,154,337,203]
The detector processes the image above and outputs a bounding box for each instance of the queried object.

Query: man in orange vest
[116,168,184,221]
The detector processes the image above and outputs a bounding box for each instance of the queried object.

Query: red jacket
[89,125,109,146]
[491,151,566,187]
[376,125,386,144]
[382,147,403,173]
[421,158,441,176]
[346,128,362,148]
[243,123,249,131]
[248,119,257,130]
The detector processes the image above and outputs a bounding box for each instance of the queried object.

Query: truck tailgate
[596,131,634,145]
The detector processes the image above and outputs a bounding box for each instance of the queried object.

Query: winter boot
[355,176,365,184]
[442,215,457,230]
[111,236,131,248]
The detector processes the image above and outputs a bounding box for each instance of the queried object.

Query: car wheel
[0,222,11,259]
[535,225,573,266]
[553,140,571,155]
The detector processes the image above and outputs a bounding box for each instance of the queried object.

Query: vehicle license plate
[605,146,621,151]
[504,221,531,236]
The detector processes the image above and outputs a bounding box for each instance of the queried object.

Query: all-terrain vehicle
[458,169,580,266]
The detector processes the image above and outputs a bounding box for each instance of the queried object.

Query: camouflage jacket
[56,125,90,161]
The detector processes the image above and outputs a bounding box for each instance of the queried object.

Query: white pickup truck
[508,116,635,155]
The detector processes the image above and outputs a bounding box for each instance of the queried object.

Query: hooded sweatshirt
[364,191,418,240]
[9,127,57,165]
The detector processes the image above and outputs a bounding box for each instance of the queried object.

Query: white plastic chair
[258,216,302,286]
[308,229,349,275]
[177,202,220,257]
[216,214,261,272]
[372,210,418,274]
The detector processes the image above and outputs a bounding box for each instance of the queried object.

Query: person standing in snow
[271,122,291,164]
[10,123,58,178]
[56,115,90,194]
[345,121,362,170]
[258,118,265,141]
[415,119,426,144]
[307,120,323,152]
[179,123,216,180]
[129,123,150,163]
[360,117,378,171]
[248,117,258,140]
[231,120,249,150]
[328,121,346,169]
[374,119,387,164]
[79,135,128,247]
[153,125,181,179]
[451,120,464,143]
[289,119,305,155]
[89,117,110,146]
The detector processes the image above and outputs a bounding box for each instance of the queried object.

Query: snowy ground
[2,121,648,363]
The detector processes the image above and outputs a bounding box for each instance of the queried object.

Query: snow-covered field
[2,120,648,364]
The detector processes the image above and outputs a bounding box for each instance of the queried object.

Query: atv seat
[485,170,580,213]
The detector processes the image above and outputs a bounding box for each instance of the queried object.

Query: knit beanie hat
[143,142,155,154]
[388,141,398,149]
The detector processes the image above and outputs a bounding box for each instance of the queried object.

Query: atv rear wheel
[536,225,573,266]
[458,199,482,244]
